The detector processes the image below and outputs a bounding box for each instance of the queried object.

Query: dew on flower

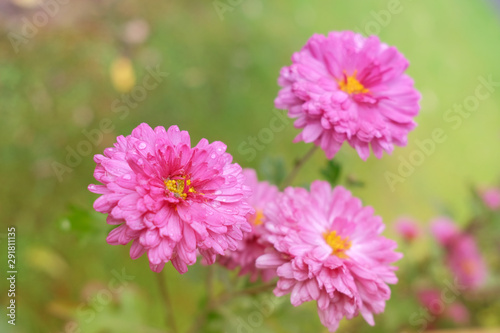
[89,123,254,274]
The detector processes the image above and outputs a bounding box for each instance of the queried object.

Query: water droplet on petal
[123,174,132,180]
[138,142,147,149]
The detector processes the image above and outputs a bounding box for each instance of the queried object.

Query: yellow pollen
[252,210,265,226]
[164,176,196,200]
[338,70,369,95]
[323,230,352,259]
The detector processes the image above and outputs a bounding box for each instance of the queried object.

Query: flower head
[218,168,278,282]
[430,217,460,246]
[275,31,420,160]
[256,181,401,332]
[446,234,487,290]
[417,289,442,317]
[89,123,253,273]
[446,302,470,325]
[394,217,420,242]
[480,187,500,210]
[430,217,487,289]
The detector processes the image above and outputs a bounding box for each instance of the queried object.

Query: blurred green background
[1,0,500,332]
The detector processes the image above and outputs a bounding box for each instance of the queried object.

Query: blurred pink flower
[417,289,443,317]
[447,235,487,290]
[446,302,470,324]
[417,288,470,325]
[431,217,487,289]
[480,187,500,210]
[275,31,420,160]
[218,168,278,282]
[430,217,460,246]
[256,181,401,332]
[122,19,150,45]
[394,217,420,242]
[89,123,253,273]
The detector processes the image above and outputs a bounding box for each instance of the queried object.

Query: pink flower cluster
[88,30,419,332]
[89,125,402,331]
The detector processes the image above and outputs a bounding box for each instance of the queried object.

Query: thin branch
[206,265,215,306]
[218,282,276,303]
[187,282,276,333]
[155,270,178,333]
[280,145,318,190]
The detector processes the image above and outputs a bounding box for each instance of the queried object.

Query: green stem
[280,145,318,190]
[217,282,276,304]
[155,270,178,333]
[187,282,276,333]
[206,265,215,306]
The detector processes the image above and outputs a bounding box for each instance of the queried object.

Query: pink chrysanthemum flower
[394,217,420,242]
[218,169,278,282]
[417,289,443,317]
[275,31,421,160]
[430,217,460,246]
[480,187,500,210]
[446,302,470,325]
[88,123,253,274]
[430,218,487,289]
[446,234,487,290]
[256,181,402,332]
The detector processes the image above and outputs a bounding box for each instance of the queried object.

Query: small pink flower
[417,289,443,317]
[218,168,278,282]
[256,181,401,332]
[89,123,253,273]
[394,217,420,242]
[431,217,487,289]
[275,31,420,160]
[430,217,460,246]
[417,289,470,325]
[480,187,500,210]
[447,235,487,290]
[446,302,470,324]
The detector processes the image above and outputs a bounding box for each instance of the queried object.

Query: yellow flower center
[252,209,265,226]
[338,70,369,95]
[323,230,352,259]
[164,176,196,200]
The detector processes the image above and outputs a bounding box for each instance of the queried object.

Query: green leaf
[58,205,107,239]
[321,160,342,187]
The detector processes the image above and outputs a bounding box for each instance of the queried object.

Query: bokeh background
[1,0,500,332]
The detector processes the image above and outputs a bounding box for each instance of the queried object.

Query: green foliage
[321,159,342,187]
[259,155,287,186]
